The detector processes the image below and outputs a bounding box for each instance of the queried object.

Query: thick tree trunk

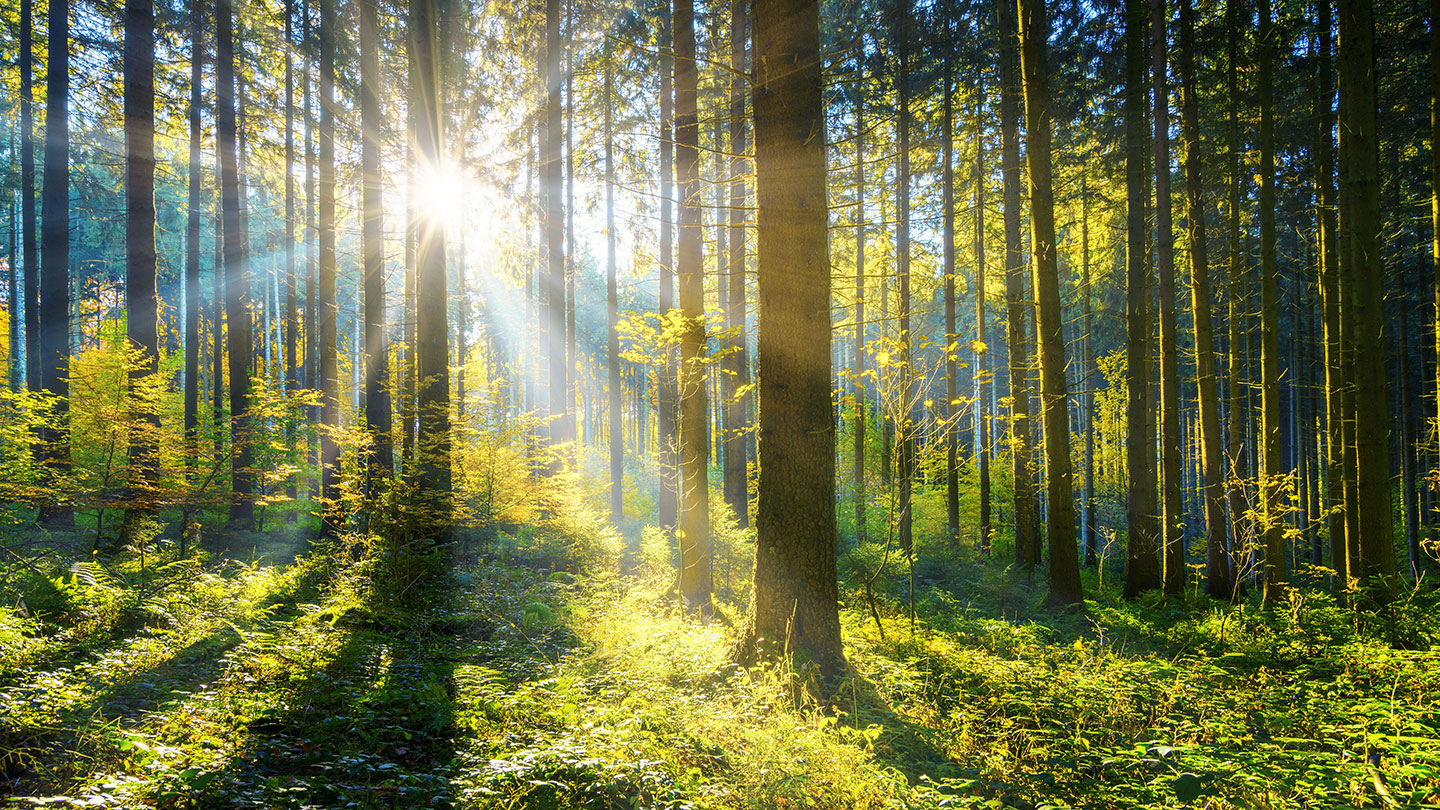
[360,0,392,485]
[1258,0,1286,604]
[1124,0,1160,597]
[998,0,1035,568]
[1337,0,1396,600]
[412,0,451,509]
[218,0,252,529]
[1018,0,1082,608]
[124,0,159,529]
[1180,0,1229,598]
[734,0,842,680]
[674,0,711,616]
[1153,0,1183,597]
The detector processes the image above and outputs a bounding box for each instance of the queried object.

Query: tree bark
[734,0,842,680]
[1124,0,1160,597]
[1153,0,1183,597]
[942,6,959,544]
[675,0,711,616]
[1018,0,1082,608]
[724,0,750,528]
[1258,0,1286,604]
[658,9,678,537]
[1180,0,1229,598]
[21,0,37,396]
[124,0,159,529]
[1337,0,1396,600]
[317,0,338,534]
[185,3,204,470]
[605,53,623,523]
[218,0,252,529]
[360,0,392,485]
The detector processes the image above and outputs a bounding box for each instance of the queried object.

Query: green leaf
[1172,773,1203,803]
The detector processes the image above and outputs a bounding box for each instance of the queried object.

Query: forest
[0,0,1437,804]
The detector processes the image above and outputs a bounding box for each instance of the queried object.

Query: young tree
[675,0,711,616]
[1018,0,1082,608]
[734,0,842,679]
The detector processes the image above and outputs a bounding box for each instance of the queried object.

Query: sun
[412,161,465,225]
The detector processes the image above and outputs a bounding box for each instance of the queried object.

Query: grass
[1,502,1438,809]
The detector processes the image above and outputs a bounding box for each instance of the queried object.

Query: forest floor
[2,509,1439,809]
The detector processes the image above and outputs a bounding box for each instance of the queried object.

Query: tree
[1123,0,1160,597]
[1257,0,1285,604]
[657,5,678,537]
[1337,0,1395,600]
[974,73,991,554]
[317,0,338,534]
[1179,0,1229,598]
[360,0,392,484]
[1018,0,1082,608]
[998,0,1036,568]
[412,0,451,507]
[20,0,36,395]
[941,1,960,544]
[674,0,711,616]
[852,65,866,547]
[40,0,71,523]
[734,0,843,680]
[605,50,622,523]
[544,0,566,455]
[124,0,159,532]
[723,0,750,528]
[1153,0,1183,597]
[185,2,204,469]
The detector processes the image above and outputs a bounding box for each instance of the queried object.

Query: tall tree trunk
[1153,0,1183,596]
[852,79,866,546]
[1430,0,1440,570]
[1180,0,1229,597]
[360,0,392,484]
[658,12,678,537]
[124,0,159,530]
[941,7,959,544]
[975,74,992,554]
[40,0,71,518]
[894,0,916,622]
[1258,0,1286,604]
[21,0,36,396]
[564,0,576,450]
[412,0,452,509]
[218,0,252,529]
[1124,0,1160,597]
[1337,0,1396,600]
[317,0,338,535]
[605,52,623,523]
[185,2,203,469]
[1224,0,1246,594]
[544,0,567,455]
[998,0,1036,568]
[675,0,711,616]
[1019,0,1082,608]
[733,0,841,679]
[724,0,750,528]
[284,0,298,507]
[1081,173,1094,565]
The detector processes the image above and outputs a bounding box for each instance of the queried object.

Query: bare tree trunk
[733,0,842,679]
[21,0,36,396]
[658,11,678,536]
[360,0,392,485]
[124,0,159,534]
[1018,0,1082,608]
[1257,0,1286,604]
[1153,0,1183,596]
[724,0,750,528]
[605,52,623,523]
[317,0,338,535]
[185,3,204,470]
[218,0,252,529]
[1124,0,1160,597]
[675,0,711,616]
[941,7,959,544]
[852,77,866,546]
[975,74,991,555]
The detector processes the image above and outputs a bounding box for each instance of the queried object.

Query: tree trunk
[284,0,298,507]
[1018,0,1082,608]
[1082,174,1094,565]
[975,73,992,554]
[853,70,866,546]
[998,0,1035,568]
[544,0,566,455]
[412,0,451,511]
[124,0,159,531]
[675,0,711,616]
[21,0,37,396]
[733,0,842,680]
[1257,0,1286,604]
[1124,0,1160,597]
[185,2,203,469]
[941,8,959,544]
[1180,0,1229,598]
[605,53,623,523]
[317,0,338,535]
[1337,0,1396,600]
[218,0,252,529]
[1153,0,1183,597]
[658,8,678,538]
[724,0,750,529]
[360,0,392,485]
